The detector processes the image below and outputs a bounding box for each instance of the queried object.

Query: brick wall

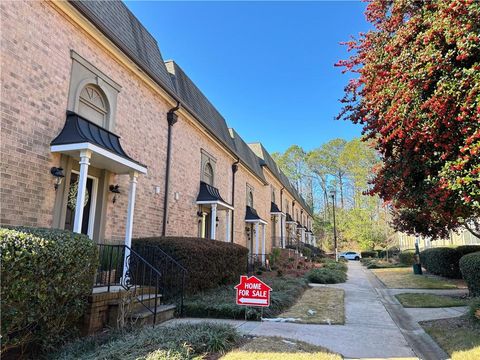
[0,1,170,240]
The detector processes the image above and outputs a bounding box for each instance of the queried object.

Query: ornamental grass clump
[306,268,347,284]
[51,322,240,360]
[0,227,98,355]
[183,277,308,320]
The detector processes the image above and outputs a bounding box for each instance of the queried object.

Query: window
[246,184,254,207]
[201,149,216,185]
[78,85,108,127]
[271,188,276,204]
[67,51,120,131]
[286,204,290,214]
[203,162,214,186]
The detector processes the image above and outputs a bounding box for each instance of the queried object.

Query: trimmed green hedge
[460,252,480,296]
[420,246,480,279]
[420,247,462,278]
[133,237,249,294]
[0,227,98,354]
[399,250,416,265]
[361,251,377,258]
[457,245,480,257]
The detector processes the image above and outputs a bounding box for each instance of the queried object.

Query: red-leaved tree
[337,0,480,238]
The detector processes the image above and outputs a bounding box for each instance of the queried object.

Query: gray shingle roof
[249,143,313,215]
[70,0,176,94]
[229,129,267,184]
[165,61,237,154]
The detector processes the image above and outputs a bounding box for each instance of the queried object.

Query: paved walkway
[167,262,467,359]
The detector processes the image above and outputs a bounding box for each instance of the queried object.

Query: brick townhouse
[0,0,315,261]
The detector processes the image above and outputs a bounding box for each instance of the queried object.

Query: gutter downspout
[280,187,285,247]
[162,101,181,237]
[230,159,240,243]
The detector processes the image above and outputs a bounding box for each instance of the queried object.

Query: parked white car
[339,251,361,261]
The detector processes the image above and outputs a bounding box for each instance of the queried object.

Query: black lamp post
[330,190,338,261]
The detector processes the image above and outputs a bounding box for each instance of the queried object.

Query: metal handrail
[133,244,188,316]
[94,244,163,326]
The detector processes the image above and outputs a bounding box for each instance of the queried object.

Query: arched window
[286,204,290,214]
[271,189,276,203]
[78,85,109,127]
[203,162,214,186]
[248,190,254,208]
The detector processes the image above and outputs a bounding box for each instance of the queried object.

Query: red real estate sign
[235,275,272,307]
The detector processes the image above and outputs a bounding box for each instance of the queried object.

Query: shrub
[323,261,348,273]
[361,251,377,258]
[470,297,480,323]
[378,246,401,259]
[133,237,248,294]
[269,248,281,265]
[460,252,480,296]
[302,247,312,258]
[0,227,98,354]
[420,247,462,278]
[306,268,347,284]
[457,245,480,258]
[399,250,416,265]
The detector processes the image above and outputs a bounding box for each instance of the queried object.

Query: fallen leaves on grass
[220,336,341,360]
[277,287,344,324]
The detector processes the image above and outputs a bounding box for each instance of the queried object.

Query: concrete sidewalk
[168,262,417,359]
[166,262,469,359]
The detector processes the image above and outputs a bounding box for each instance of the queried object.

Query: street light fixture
[330,190,338,261]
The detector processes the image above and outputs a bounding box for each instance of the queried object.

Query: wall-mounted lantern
[50,167,64,190]
[109,184,120,203]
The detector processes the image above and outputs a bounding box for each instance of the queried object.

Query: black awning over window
[285,213,294,223]
[51,111,145,167]
[270,202,281,214]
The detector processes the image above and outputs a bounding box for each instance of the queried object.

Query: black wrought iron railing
[94,244,163,325]
[133,244,187,315]
[247,253,270,274]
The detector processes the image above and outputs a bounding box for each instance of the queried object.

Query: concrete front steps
[82,286,176,335]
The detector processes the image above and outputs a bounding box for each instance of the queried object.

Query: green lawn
[279,287,344,324]
[421,316,480,360]
[372,268,462,289]
[396,293,469,308]
[221,336,342,360]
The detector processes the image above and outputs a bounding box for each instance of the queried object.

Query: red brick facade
[0,1,313,252]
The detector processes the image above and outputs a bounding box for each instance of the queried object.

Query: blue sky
[125,1,369,153]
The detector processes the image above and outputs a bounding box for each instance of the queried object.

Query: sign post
[235,275,272,307]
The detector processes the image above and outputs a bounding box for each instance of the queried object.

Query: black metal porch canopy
[196,181,233,210]
[270,202,282,215]
[245,206,267,224]
[50,111,147,174]
[285,213,295,223]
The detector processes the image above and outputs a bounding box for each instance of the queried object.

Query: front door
[64,171,98,238]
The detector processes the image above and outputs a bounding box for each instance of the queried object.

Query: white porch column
[210,203,217,240]
[201,212,207,238]
[255,222,259,255]
[123,171,138,281]
[73,149,91,233]
[281,214,286,248]
[261,223,266,264]
[225,209,231,242]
